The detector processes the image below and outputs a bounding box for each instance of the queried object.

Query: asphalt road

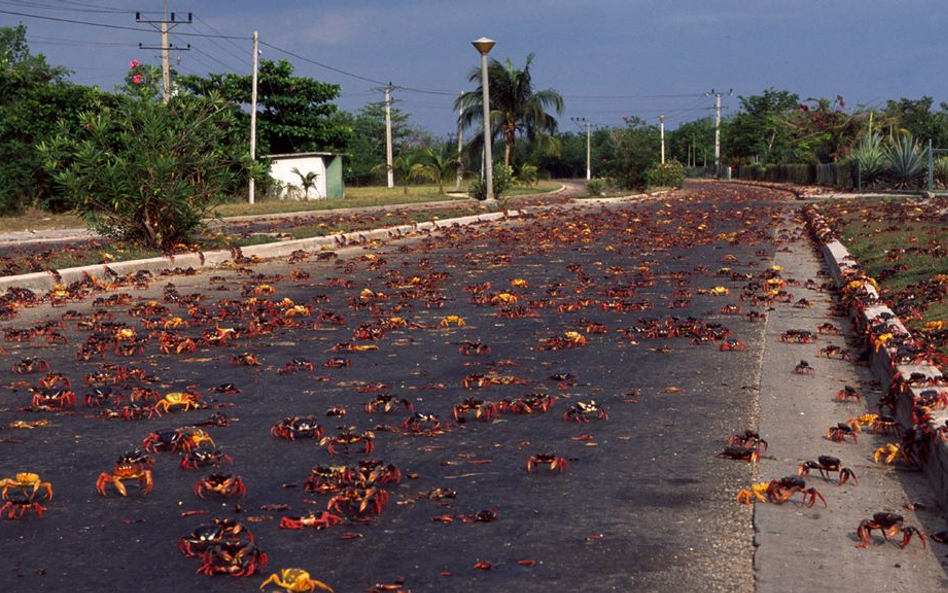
[1,183,940,592]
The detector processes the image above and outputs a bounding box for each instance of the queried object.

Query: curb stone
[0,192,654,299]
[805,206,948,509]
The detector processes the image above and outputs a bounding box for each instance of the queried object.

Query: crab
[817,345,850,360]
[279,358,315,374]
[499,393,555,414]
[38,373,71,390]
[873,443,915,465]
[30,387,76,411]
[304,465,354,494]
[270,416,323,441]
[856,512,926,549]
[327,486,388,516]
[197,540,268,577]
[439,315,466,328]
[96,461,154,496]
[794,360,815,375]
[181,445,233,470]
[735,476,826,507]
[817,322,842,335]
[84,386,116,408]
[727,430,768,452]
[322,357,351,369]
[719,338,747,352]
[151,391,206,417]
[0,472,53,501]
[538,331,588,350]
[563,400,609,422]
[717,445,762,463]
[179,519,251,558]
[461,374,493,389]
[364,394,413,414]
[319,428,374,455]
[260,568,335,593]
[12,357,50,375]
[0,496,46,520]
[453,397,499,423]
[526,453,568,473]
[798,456,858,485]
[231,352,261,366]
[195,473,246,499]
[279,511,343,530]
[143,427,215,454]
[835,385,861,403]
[826,423,858,443]
[457,341,491,356]
[401,412,444,434]
[780,330,817,344]
[849,413,899,435]
[211,383,242,394]
[357,459,402,485]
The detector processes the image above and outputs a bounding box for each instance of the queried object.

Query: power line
[0,0,129,14]
[193,15,246,61]
[0,7,249,39]
[259,40,387,86]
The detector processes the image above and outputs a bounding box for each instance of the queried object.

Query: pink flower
[129,59,141,69]
[132,74,142,84]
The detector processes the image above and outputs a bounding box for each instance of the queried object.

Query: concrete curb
[804,206,948,509]
[0,210,514,295]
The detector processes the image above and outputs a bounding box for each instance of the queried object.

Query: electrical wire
[259,40,387,86]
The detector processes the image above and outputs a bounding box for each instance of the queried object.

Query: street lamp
[472,37,495,202]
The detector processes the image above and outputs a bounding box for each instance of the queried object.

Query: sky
[3,0,947,137]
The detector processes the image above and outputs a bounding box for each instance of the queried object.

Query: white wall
[269,156,328,200]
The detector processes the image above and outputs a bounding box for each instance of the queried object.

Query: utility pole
[706,89,731,178]
[136,2,191,104]
[381,83,395,189]
[456,93,464,190]
[248,30,259,204]
[659,115,666,165]
[571,116,592,180]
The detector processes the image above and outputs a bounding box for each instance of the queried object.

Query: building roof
[265,152,343,159]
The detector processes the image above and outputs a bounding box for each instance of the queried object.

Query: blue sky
[3,0,947,136]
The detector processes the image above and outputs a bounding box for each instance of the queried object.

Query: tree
[179,59,350,155]
[667,117,714,168]
[783,96,865,163]
[341,103,423,185]
[39,91,261,249]
[0,24,98,213]
[881,97,948,148]
[456,53,564,168]
[598,117,660,190]
[409,145,459,193]
[722,88,800,165]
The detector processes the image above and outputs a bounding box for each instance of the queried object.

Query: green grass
[816,196,948,351]
[0,182,560,235]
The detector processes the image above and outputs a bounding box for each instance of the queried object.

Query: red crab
[279,511,343,530]
[194,473,246,499]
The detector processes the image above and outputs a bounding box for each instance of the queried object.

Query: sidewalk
[754,211,946,592]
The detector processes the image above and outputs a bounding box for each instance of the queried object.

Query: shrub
[850,133,885,187]
[646,159,685,188]
[933,156,948,189]
[515,164,538,186]
[38,92,262,249]
[586,178,606,196]
[883,134,927,189]
[469,163,513,200]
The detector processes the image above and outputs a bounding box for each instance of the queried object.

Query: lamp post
[472,37,495,202]
[659,115,666,165]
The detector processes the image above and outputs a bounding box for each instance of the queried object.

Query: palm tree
[455,53,564,168]
[409,146,460,193]
[290,167,320,200]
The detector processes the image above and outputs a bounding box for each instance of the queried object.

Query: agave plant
[883,134,928,189]
[850,133,885,187]
[934,156,948,189]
